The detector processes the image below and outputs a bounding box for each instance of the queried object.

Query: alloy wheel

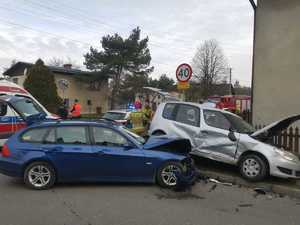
[28,165,51,188]
[161,165,181,186]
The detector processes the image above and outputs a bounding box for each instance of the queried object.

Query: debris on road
[156,188,205,200]
[253,187,273,197]
[209,178,233,186]
[254,187,268,195]
[238,203,254,208]
[209,184,217,192]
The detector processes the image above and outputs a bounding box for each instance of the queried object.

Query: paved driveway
[0,174,299,225]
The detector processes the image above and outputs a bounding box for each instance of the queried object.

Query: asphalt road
[0,174,299,225]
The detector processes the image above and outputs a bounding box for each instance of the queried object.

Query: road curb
[201,170,300,199]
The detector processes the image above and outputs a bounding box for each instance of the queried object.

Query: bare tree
[47,57,64,67]
[192,39,228,98]
[47,57,81,69]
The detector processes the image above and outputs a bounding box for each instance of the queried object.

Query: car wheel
[157,161,183,188]
[152,131,165,136]
[239,154,268,182]
[24,161,56,190]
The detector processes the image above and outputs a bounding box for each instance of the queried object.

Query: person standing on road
[70,99,81,118]
[134,97,142,110]
[142,100,153,130]
[57,100,69,119]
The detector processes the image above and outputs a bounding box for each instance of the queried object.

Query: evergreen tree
[84,27,153,109]
[24,59,61,113]
[119,73,149,104]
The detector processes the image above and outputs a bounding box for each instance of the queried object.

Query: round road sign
[176,63,192,82]
[58,79,69,91]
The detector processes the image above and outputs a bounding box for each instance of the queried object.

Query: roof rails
[50,118,120,125]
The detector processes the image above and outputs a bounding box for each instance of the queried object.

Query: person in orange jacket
[70,99,81,118]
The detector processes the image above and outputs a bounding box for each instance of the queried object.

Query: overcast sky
[0,0,254,86]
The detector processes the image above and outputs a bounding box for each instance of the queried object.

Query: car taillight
[1,144,11,157]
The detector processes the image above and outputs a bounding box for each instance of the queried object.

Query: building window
[12,78,18,84]
[87,99,92,106]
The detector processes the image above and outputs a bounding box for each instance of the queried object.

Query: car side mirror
[228,128,237,142]
[0,103,7,116]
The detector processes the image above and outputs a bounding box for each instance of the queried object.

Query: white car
[149,102,300,181]
[102,110,131,125]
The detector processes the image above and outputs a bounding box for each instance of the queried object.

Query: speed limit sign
[176,63,192,82]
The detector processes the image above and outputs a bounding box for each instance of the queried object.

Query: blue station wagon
[0,120,193,190]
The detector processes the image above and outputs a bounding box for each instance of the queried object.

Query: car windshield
[120,127,146,145]
[223,113,255,134]
[103,112,126,120]
[12,98,44,117]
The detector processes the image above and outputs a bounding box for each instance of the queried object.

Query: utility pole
[229,67,232,95]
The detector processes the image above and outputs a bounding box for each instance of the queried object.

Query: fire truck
[208,95,251,113]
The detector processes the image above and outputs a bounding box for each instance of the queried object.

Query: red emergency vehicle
[208,95,251,113]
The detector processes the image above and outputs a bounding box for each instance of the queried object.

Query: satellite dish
[58,79,69,91]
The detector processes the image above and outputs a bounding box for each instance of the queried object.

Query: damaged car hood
[251,114,300,140]
[143,137,191,154]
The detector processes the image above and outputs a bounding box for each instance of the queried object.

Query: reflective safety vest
[71,103,81,117]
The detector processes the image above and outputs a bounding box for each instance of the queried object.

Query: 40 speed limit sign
[176,63,192,82]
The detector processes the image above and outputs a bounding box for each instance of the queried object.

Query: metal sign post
[58,79,69,100]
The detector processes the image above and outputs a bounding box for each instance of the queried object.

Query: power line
[0,18,92,46]
[23,0,118,32]
[0,6,104,38]
[1,0,198,56]
[23,0,197,50]
[0,18,178,70]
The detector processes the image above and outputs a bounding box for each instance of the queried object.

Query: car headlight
[274,148,299,162]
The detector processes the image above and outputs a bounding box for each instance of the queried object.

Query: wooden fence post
[288,127,293,152]
[282,130,288,149]
[295,127,299,154]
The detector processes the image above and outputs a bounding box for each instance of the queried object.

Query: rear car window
[175,104,200,127]
[56,126,88,144]
[162,103,176,120]
[21,128,49,143]
[203,110,231,130]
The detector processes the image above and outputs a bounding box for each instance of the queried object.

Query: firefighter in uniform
[70,99,81,119]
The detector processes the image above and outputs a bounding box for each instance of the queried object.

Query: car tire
[24,161,56,190]
[152,131,165,136]
[239,154,268,182]
[157,161,183,188]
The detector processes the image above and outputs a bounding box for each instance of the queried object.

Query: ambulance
[0,79,57,146]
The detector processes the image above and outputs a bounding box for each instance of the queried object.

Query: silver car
[149,102,300,181]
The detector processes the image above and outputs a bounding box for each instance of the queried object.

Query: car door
[41,126,94,181]
[196,109,239,164]
[166,103,201,148]
[90,126,148,182]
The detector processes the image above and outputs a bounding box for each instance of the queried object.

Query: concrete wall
[9,74,109,114]
[253,0,300,126]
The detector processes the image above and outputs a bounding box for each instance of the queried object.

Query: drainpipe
[249,0,257,125]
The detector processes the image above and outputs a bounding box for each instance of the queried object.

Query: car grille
[277,166,293,175]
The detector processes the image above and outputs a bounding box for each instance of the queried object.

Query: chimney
[63,64,72,69]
